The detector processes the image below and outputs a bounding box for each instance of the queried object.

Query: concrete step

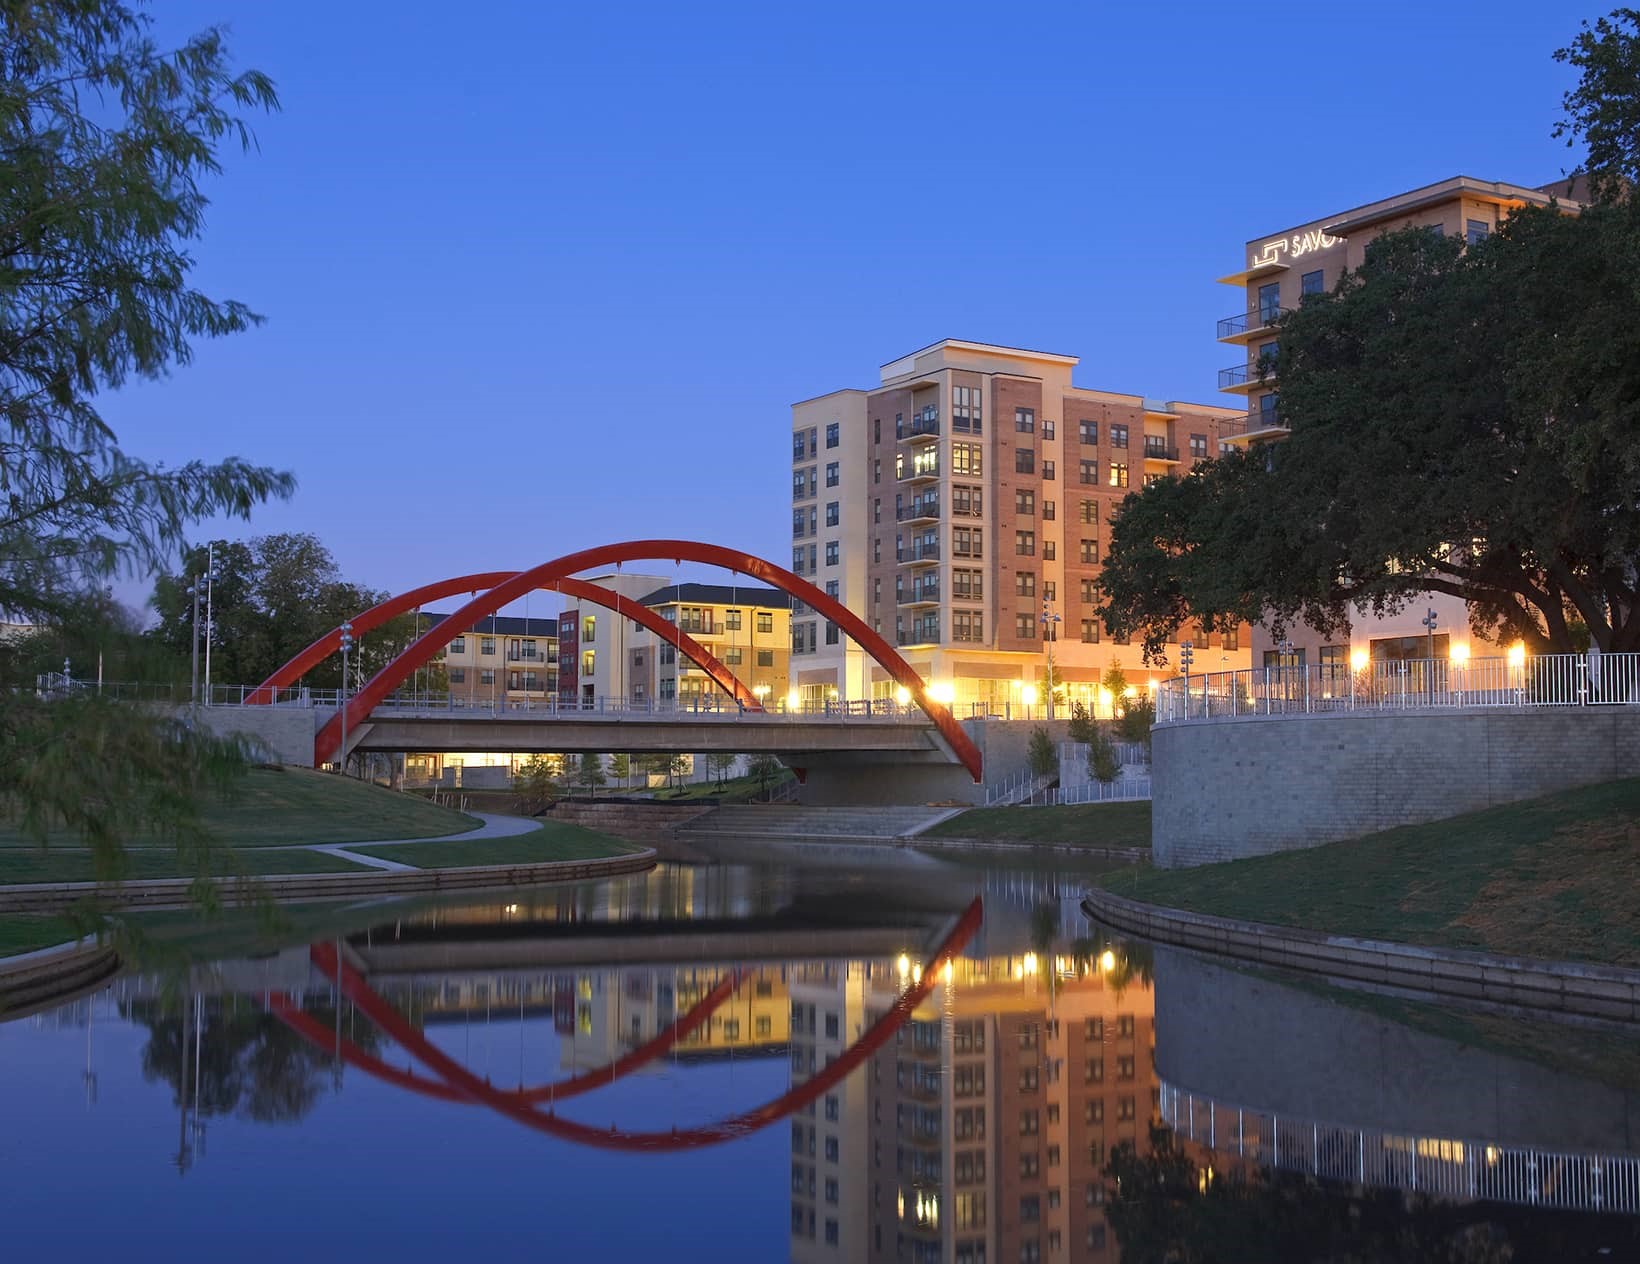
[677,805,947,840]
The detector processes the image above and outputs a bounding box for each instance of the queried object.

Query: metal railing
[897,543,940,563]
[1156,652,1640,725]
[1215,307,1286,340]
[360,692,933,723]
[897,463,940,482]
[984,767,1045,806]
[1036,777,1151,805]
[897,414,940,440]
[1218,360,1276,390]
[1161,1081,1640,1214]
[896,500,941,521]
[1143,443,1180,462]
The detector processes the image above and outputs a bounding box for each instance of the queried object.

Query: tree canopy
[1100,15,1640,659]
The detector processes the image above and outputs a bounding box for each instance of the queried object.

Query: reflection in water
[6,861,1640,1260]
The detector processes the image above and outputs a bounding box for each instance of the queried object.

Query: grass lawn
[1098,776,1640,968]
[0,914,82,957]
[350,820,637,868]
[0,767,478,850]
[0,846,374,885]
[648,771,796,803]
[922,803,1151,849]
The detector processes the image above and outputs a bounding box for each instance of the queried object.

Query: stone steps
[676,804,953,841]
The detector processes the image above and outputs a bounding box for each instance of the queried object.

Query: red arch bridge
[219,540,988,803]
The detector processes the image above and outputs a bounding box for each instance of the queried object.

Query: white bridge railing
[358,693,929,723]
[1156,652,1640,725]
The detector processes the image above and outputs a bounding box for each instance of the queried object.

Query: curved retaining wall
[1152,707,1640,867]
[1082,886,1640,1023]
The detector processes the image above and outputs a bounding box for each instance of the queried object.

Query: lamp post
[338,620,353,775]
[1180,639,1194,719]
[1276,639,1293,711]
[1420,608,1438,702]
[188,571,201,706]
[1039,599,1062,719]
[203,543,218,705]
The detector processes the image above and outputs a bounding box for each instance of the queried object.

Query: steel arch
[249,572,760,711]
[312,541,983,781]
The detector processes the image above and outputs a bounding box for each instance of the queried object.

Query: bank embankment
[919,803,1150,858]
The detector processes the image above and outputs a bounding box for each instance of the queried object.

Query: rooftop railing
[1215,306,1287,340]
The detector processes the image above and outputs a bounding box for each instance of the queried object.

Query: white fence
[1161,1081,1640,1213]
[1157,652,1640,725]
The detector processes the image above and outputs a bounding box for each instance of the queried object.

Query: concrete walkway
[309,813,541,872]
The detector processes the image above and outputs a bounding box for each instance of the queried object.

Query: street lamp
[1039,599,1062,719]
[1180,639,1194,718]
[338,620,353,775]
[203,543,219,705]
[1420,608,1438,701]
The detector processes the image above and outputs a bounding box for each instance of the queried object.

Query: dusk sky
[111,0,1588,616]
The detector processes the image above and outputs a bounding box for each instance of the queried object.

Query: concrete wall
[1153,707,1640,867]
[191,705,318,768]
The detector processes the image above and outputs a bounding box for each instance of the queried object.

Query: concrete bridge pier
[789,752,981,806]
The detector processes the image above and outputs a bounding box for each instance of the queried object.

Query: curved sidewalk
[1082,886,1640,1024]
[309,811,541,871]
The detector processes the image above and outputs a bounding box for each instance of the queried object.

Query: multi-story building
[1216,175,1586,672]
[430,612,559,705]
[632,582,792,706]
[555,571,670,704]
[792,340,1251,715]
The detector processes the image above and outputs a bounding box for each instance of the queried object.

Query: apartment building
[1217,175,1586,671]
[554,571,669,703]
[633,582,792,705]
[791,340,1252,715]
[423,612,559,705]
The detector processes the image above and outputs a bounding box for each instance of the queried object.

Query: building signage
[1247,229,1340,270]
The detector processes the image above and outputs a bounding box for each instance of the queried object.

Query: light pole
[188,570,201,706]
[338,620,353,775]
[1180,639,1194,718]
[1039,599,1062,719]
[203,543,218,704]
[1420,608,1438,701]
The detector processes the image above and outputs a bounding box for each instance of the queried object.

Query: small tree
[513,756,560,815]
[1087,724,1121,784]
[609,753,631,789]
[1066,699,1098,745]
[705,752,737,788]
[1102,659,1129,717]
[747,752,783,800]
[1118,696,1156,753]
[1027,726,1057,781]
[575,752,606,797]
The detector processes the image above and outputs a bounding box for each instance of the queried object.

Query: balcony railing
[897,543,940,563]
[505,650,545,662]
[677,619,721,636]
[1142,442,1180,462]
[896,500,941,522]
[897,414,941,440]
[897,461,940,481]
[898,583,941,605]
[1218,360,1277,390]
[1216,306,1287,340]
[1221,407,1286,439]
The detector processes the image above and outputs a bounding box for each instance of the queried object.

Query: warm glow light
[1450,642,1470,666]
[896,953,911,977]
[941,959,954,984]
[753,684,771,699]
[1507,642,1526,669]
[786,688,801,710]
[1147,679,1158,693]
[827,687,839,699]
[911,964,922,984]
[895,686,911,706]
[1124,685,1138,698]
[1349,647,1369,673]
[929,681,956,705]
[1020,684,1039,706]
[1022,952,1039,976]
[1099,949,1116,973]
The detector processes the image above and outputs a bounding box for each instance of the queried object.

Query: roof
[638,582,792,610]
[422,612,558,637]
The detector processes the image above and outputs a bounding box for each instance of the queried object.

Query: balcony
[1216,306,1287,344]
[1142,442,1180,464]
[898,460,940,484]
[898,582,941,608]
[1218,359,1277,395]
[1219,407,1289,445]
[897,499,941,524]
[897,413,941,443]
[897,543,940,566]
[505,650,545,662]
[677,620,721,637]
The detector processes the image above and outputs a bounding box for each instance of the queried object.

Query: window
[873,458,881,484]
[756,611,773,633]
[1117,1055,1136,1081]
[1117,1096,1136,1120]
[792,508,807,538]
[825,1137,839,1162]
[1080,539,1098,564]
[1117,1014,1135,1037]
[1019,1067,1039,1093]
[793,431,807,461]
[953,384,983,432]
[1079,459,1098,485]
[953,527,982,558]
[723,646,743,665]
[1466,217,1491,245]
[824,621,839,645]
[825,422,839,449]
[952,443,983,476]
[825,501,839,527]
[1079,419,1097,445]
[1019,1110,1040,1136]
[479,669,495,687]
[1016,572,1036,597]
[825,461,839,488]
[1080,578,1099,603]
[1042,418,1055,440]
[1085,1057,1104,1083]
[1015,530,1035,556]
[873,417,880,443]
[952,568,983,600]
[1109,423,1128,448]
[1014,489,1035,515]
[1015,407,1035,433]
[1086,1099,1104,1124]
[1043,580,1055,601]
[448,667,466,684]
[1043,539,1055,561]
[1108,462,1129,488]
[1041,459,1055,481]
[1189,433,1208,459]
[872,498,881,524]
[1015,614,1036,639]
[1042,499,1055,520]
[873,537,882,563]
[1080,619,1100,644]
[825,580,838,599]
[449,636,466,654]
[952,484,982,517]
[825,541,839,566]
[1301,268,1325,296]
[1048,1145,1061,1168]
[1020,1151,1040,1176]
[1427,222,1446,238]
[1224,625,1239,651]
[1257,281,1281,323]
[824,1219,838,1245]
[1014,447,1035,474]
[724,609,742,631]
[952,609,983,641]
[481,636,496,655]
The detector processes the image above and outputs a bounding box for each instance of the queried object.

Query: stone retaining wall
[547,801,714,842]
[0,850,656,914]
[1153,707,1640,866]
[1082,886,1640,1023]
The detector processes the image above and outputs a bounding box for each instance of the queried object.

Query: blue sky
[110,0,1590,614]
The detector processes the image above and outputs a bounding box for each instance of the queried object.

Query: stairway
[675,804,959,843]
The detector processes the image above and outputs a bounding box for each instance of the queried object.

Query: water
[3,855,1639,1262]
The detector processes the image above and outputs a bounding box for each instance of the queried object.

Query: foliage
[634,751,689,790]
[608,752,631,787]
[147,533,434,692]
[746,751,783,799]
[1065,699,1097,745]
[1086,724,1120,784]
[574,751,606,796]
[704,751,737,788]
[1101,659,1129,709]
[0,4,288,865]
[1026,726,1056,779]
[1101,206,1640,656]
[1117,695,1155,750]
[1554,7,1640,203]
[512,755,561,815]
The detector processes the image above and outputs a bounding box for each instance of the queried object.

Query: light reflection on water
[3,859,1640,1262]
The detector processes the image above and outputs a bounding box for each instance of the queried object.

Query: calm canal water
[4,855,1640,1262]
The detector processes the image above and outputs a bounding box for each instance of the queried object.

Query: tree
[704,752,737,788]
[608,752,630,789]
[1026,726,1056,781]
[0,5,288,866]
[1553,8,1640,203]
[512,755,560,815]
[1065,699,1097,745]
[1118,695,1156,752]
[746,752,783,800]
[1087,724,1120,784]
[1102,659,1129,716]
[1102,209,1640,657]
[573,752,606,797]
